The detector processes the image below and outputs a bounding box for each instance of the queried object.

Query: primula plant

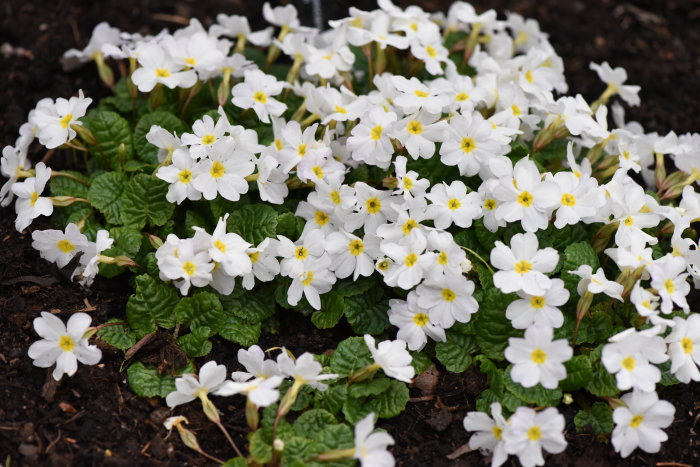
[4,0,700,465]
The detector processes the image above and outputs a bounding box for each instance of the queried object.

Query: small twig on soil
[151,13,190,25]
[656,463,694,467]
[408,396,434,402]
[446,442,473,460]
[45,430,62,454]
[1,276,57,287]
[124,332,156,361]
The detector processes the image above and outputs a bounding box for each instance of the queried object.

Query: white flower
[287,255,336,310]
[61,22,121,69]
[590,61,641,106]
[503,407,567,467]
[391,76,449,114]
[550,169,605,228]
[158,238,213,295]
[181,113,229,159]
[601,327,668,392]
[569,264,623,300]
[388,294,446,351]
[345,183,396,235]
[130,43,197,92]
[191,139,254,201]
[231,345,283,382]
[390,111,446,160]
[201,214,252,277]
[231,69,287,123]
[214,376,283,407]
[242,238,281,290]
[347,108,398,169]
[612,390,675,457]
[425,180,482,229]
[505,278,569,329]
[353,412,395,467]
[146,125,185,163]
[326,230,375,281]
[166,361,228,408]
[161,31,227,80]
[647,255,691,314]
[32,90,92,149]
[415,275,478,328]
[1,144,31,207]
[463,403,508,467]
[392,156,429,200]
[505,324,572,389]
[256,155,289,204]
[263,2,301,29]
[71,229,114,286]
[380,232,433,290]
[12,162,53,232]
[364,335,415,383]
[411,42,449,75]
[276,351,337,390]
[31,223,89,269]
[156,148,202,204]
[665,315,700,383]
[491,232,559,296]
[28,312,101,381]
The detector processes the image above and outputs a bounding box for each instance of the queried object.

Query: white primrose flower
[198,214,252,277]
[191,139,255,201]
[146,125,186,163]
[569,264,624,301]
[278,229,327,276]
[601,327,669,392]
[491,232,559,296]
[503,407,567,467]
[415,275,478,328]
[1,144,31,207]
[255,155,289,204]
[390,111,446,160]
[391,76,449,114]
[326,230,375,281]
[392,156,430,200]
[231,69,287,123]
[181,113,229,159]
[388,293,446,351]
[380,231,434,290]
[647,254,691,314]
[214,376,283,407]
[550,170,606,228]
[345,182,397,234]
[665,315,700,383]
[12,162,53,232]
[31,223,89,269]
[296,200,337,238]
[28,312,101,381]
[231,344,283,382]
[130,42,197,92]
[611,390,675,458]
[210,14,273,47]
[158,238,214,295]
[32,90,92,149]
[590,61,641,106]
[411,41,450,75]
[425,180,482,229]
[505,278,569,330]
[364,335,415,383]
[376,197,430,244]
[61,22,121,69]
[492,157,559,232]
[307,176,356,218]
[505,324,573,389]
[287,255,336,310]
[241,238,281,290]
[166,361,228,408]
[277,120,319,173]
[463,402,508,467]
[156,148,202,204]
[347,108,398,169]
[629,281,671,328]
[353,412,396,467]
[262,2,302,30]
[161,31,227,80]
[72,229,114,286]
[276,351,338,391]
[304,44,355,81]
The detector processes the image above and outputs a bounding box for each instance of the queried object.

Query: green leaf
[97,319,136,350]
[314,384,347,415]
[220,312,262,346]
[341,397,372,425]
[311,292,345,329]
[281,437,313,466]
[177,326,213,357]
[411,351,433,374]
[475,388,522,414]
[293,409,337,438]
[310,424,354,452]
[347,378,392,398]
[659,360,680,386]
[329,337,373,377]
[119,174,175,229]
[503,365,563,406]
[227,204,278,245]
[562,241,600,293]
[472,289,521,360]
[249,429,272,464]
[174,291,224,333]
[133,111,186,164]
[126,362,176,398]
[574,402,613,435]
[560,355,593,392]
[83,110,134,169]
[87,172,128,224]
[436,332,477,373]
[50,171,89,198]
[125,275,179,337]
[222,458,248,467]
[220,290,276,324]
[109,226,143,257]
[585,360,620,397]
[276,211,302,239]
[343,292,390,335]
[368,379,409,419]
[333,276,377,297]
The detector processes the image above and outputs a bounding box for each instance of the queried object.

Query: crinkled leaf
[50,171,89,198]
[109,226,143,257]
[473,289,521,360]
[126,362,176,398]
[133,111,186,164]
[126,274,179,337]
[174,291,224,333]
[343,293,390,335]
[347,377,391,398]
[314,384,347,415]
[293,409,337,438]
[560,355,593,392]
[87,172,128,224]
[310,423,354,453]
[586,360,620,397]
[249,429,272,464]
[411,351,432,374]
[333,276,377,298]
[574,402,613,435]
[329,336,373,377]
[177,326,213,357]
[311,292,345,329]
[220,290,276,324]
[504,365,563,406]
[367,379,409,419]
[97,319,136,350]
[436,332,477,373]
[562,241,599,293]
[83,110,134,169]
[119,174,174,229]
[227,204,278,245]
[220,312,261,346]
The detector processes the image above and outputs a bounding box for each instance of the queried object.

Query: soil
[1,1,699,466]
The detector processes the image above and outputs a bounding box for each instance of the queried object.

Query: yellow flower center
[348,239,364,256]
[629,415,644,428]
[56,239,75,254]
[492,426,503,440]
[561,193,576,207]
[447,198,461,210]
[404,253,418,267]
[530,348,547,364]
[681,337,694,354]
[312,166,324,179]
[437,251,449,265]
[370,125,383,141]
[253,91,268,104]
[376,259,390,271]
[366,197,382,214]
[403,177,414,191]
[248,251,260,263]
[455,92,469,102]
[425,45,437,58]
[274,139,283,151]
[441,288,456,302]
[334,105,347,114]
[59,114,73,129]
[413,312,429,326]
[525,69,534,84]
[527,426,542,441]
[515,260,532,274]
[414,89,429,98]
[297,144,307,156]
[302,271,314,286]
[184,57,196,66]
[530,296,545,309]
[182,261,196,276]
[407,120,423,135]
[201,134,216,145]
[178,169,192,183]
[517,191,534,207]
[58,335,76,352]
[155,68,171,78]
[511,104,522,116]
[214,239,227,253]
[621,356,636,371]
[484,199,497,211]
[314,210,330,226]
[210,161,225,179]
[460,137,476,154]
[295,246,308,260]
[30,191,39,207]
[664,279,675,294]
[623,216,634,227]
[402,219,418,235]
[330,190,341,204]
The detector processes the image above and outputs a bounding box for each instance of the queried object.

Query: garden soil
[1,1,699,466]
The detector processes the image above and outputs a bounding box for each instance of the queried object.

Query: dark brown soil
[1,1,699,466]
